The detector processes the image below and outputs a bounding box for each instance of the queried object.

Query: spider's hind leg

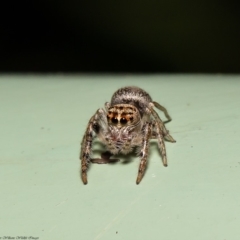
[152,121,168,166]
[153,101,172,123]
[150,102,176,143]
[148,102,176,167]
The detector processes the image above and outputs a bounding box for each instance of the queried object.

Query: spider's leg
[80,109,102,184]
[150,103,176,143]
[153,121,168,166]
[136,122,152,184]
[152,101,172,123]
[150,125,158,139]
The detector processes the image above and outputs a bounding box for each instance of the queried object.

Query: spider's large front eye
[111,117,118,124]
[120,118,127,124]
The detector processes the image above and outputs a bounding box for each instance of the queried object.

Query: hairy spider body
[80,86,176,184]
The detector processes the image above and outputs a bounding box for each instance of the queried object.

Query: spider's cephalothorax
[80,86,176,185]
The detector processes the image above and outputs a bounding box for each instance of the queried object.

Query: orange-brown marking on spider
[107,104,138,125]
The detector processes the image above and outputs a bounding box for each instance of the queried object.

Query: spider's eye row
[111,118,118,124]
[120,118,128,124]
[110,117,128,125]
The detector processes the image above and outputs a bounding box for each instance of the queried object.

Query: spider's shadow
[91,149,136,165]
[81,141,165,183]
[91,141,160,165]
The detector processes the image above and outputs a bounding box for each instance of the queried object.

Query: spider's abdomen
[110,86,152,116]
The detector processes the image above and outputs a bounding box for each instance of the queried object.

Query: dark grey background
[1,1,240,73]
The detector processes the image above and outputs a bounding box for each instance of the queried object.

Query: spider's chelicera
[80,86,176,184]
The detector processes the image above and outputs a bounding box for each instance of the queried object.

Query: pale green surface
[0,75,240,240]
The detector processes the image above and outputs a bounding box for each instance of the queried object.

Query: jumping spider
[80,86,176,184]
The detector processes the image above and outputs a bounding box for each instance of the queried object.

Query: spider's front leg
[136,122,152,184]
[80,110,101,185]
